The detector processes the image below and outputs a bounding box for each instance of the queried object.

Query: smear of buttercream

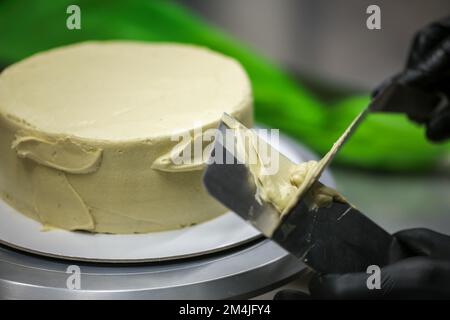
[12,136,102,174]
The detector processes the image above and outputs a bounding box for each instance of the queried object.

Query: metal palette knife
[203,83,437,274]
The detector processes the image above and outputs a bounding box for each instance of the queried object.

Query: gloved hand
[275,228,450,299]
[373,16,450,142]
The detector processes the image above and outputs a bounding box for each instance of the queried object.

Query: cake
[0,41,253,234]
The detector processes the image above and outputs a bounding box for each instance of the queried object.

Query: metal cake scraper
[203,83,435,274]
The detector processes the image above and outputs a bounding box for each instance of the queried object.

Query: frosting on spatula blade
[204,114,303,236]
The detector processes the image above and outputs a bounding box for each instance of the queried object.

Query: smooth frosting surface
[0,41,251,141]
[222,115,347,217]
[0,42,253,233]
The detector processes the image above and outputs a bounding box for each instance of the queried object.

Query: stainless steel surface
[0,135,332,300]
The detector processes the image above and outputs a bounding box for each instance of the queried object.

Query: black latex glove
[275,228,450,299]
[373,16,450,142]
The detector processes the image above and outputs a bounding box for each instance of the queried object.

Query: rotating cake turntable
[0,134,334,299]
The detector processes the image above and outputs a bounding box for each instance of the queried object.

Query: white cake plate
[0,133,330,263]
[0,203,260,263]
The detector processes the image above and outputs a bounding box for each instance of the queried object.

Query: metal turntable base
[0,238,305,299]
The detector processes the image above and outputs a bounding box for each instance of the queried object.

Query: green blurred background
[0,0,449,231]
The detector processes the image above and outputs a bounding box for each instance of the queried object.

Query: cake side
[0,42,253,233]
